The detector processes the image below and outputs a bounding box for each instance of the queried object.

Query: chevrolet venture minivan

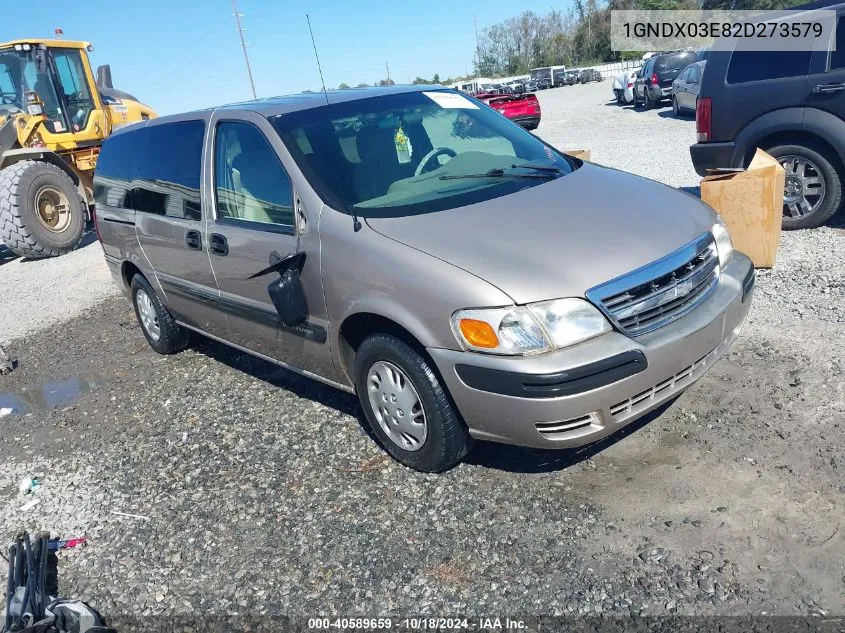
[94,86,754,472]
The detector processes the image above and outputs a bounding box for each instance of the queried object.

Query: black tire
[354,334,471,472]
[130,274,190,355]
[672,96,679,116]
[0,161,85,259]
[765,143,843,229]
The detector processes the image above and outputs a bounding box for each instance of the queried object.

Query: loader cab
[0,40,106,140]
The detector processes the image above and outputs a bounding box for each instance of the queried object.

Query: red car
[475,92,541,130]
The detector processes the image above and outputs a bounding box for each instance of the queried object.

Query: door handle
[209,233,228,256]
[813,82,845,94]
[185,230,202,250]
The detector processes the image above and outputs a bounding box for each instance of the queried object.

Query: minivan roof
[144,84,448,124]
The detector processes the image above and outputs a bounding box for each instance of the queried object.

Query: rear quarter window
[727,50,812,84]
[93,130,138,208]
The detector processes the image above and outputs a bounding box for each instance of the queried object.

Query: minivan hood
[365,163,716,305]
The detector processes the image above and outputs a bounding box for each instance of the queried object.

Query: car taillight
[627,81,633,89]
[696,97,712,142]
[91,205,103,245]
[651,73,659,85]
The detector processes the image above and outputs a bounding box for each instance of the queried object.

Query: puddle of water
[0,375,103,417]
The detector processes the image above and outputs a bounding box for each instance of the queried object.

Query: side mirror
[250,252,308,327]
[34,49,48,75]
[268,266,308,327]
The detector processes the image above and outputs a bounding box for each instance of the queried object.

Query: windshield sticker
[422,91,479,110]
[394,126,413,164]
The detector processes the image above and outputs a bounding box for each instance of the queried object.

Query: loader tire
[0,161,85,259]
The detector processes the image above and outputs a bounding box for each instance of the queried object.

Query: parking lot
[0,80,843,622]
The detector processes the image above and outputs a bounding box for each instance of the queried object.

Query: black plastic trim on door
[209,233,228,256]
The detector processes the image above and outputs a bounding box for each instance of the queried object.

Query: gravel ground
[0,81,843,624]
[0,232,118,345]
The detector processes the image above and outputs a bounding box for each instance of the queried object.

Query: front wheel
[766,143,843,229]
[672,96,680,116]
[354,334,471,472]
[0,161,85,259]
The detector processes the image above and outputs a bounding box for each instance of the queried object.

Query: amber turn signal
[458,319,499,349]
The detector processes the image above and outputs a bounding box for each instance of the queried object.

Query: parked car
[561,71,580,86]
[475,91,541,130]
[613,68,640,104]
[634,50,698,108]
[507,81,526,94]
[579,68,604,84]
[691,17,845,229]
[524,79,539,92]
[94,85,753,472]
[537,78,553,90]
[671,60,705,116]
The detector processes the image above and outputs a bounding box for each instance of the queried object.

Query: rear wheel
[0,161,85,259]
[354,334,471,472]
[130,274,190,354]
[765,143,842,229]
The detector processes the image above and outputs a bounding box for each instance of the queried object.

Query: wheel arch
[734,107,845,175]
[0,149,81,186]
[337,311,438,385]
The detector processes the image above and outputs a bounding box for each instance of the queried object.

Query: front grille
[587,234,719,336]
[610,346,718,418]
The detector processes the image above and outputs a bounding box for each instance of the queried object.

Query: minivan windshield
[272,90,573,217]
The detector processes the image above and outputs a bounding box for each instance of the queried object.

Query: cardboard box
[564,149,590,161]
[700,149,784,268]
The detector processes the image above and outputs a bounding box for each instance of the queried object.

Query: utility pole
[232,0,257,100]
[385,61,391,83]
[473,14,480,68]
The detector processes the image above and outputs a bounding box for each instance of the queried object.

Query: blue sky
[2,0,569,115]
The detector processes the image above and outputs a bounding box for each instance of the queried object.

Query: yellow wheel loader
[0,39,156,258]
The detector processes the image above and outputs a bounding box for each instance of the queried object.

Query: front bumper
[428,253,754,449]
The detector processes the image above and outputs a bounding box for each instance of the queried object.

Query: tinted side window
[830,15,845,70]
[214,121,294,228]
[657,53,696,71]
[134,120,204,220]
[94,130,138,208]
[727,50,812,84]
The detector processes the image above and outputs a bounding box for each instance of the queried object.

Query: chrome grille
[587,234,719,336]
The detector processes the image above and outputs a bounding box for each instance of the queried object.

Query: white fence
[482,59,646,85]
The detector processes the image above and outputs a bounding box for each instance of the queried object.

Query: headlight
[711,216,734,268]
[451,298,611,356]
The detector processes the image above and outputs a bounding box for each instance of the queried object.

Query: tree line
[316,0,802,91]
[474,0,804,78]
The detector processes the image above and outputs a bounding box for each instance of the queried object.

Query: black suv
[634,51,698,109]
[691,12,845,229]
[579,69,604,84]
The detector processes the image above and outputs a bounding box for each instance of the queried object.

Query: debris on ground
[0,347,14,375]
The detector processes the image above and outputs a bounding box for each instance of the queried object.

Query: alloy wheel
[780,155,826,218]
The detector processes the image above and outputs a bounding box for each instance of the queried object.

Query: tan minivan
[94,86,754,472]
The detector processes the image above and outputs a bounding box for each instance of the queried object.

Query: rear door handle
[813,82,845,94]
[185,230,202,250]
[209,233,228,256]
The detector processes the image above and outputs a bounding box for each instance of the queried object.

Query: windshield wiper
[439,168,557,181]
[509,163,563,174]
